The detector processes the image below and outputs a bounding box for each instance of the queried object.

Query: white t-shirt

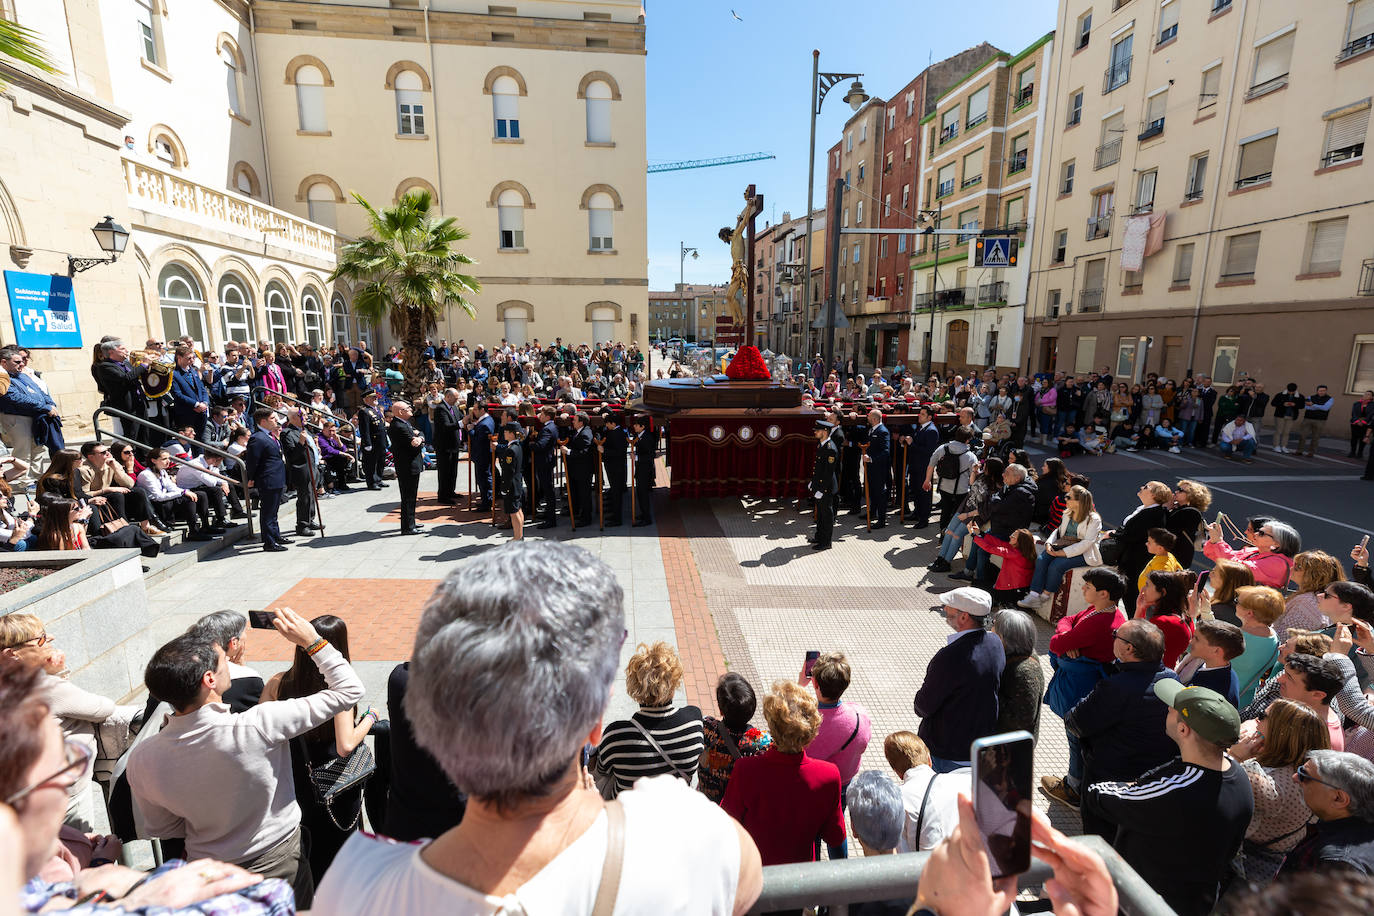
[897,764,971,853]
[313,775,741,916]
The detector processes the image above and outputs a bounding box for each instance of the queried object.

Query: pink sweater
[1203,542,1293,588]
[808,701,871,786]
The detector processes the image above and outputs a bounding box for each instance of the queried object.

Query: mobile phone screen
[973,731,1033,879]
[247,610,276,630]
[803,650,821,679]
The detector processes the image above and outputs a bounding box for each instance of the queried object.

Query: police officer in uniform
[388,400,426,535]
[357,389,388,490]
[497,421,526,540]
[840,407,868,514]
[564,411,595,529]
[532,405,559,528]
[810,420,840,551]
[630,415,655,527]
[598,411,628,527]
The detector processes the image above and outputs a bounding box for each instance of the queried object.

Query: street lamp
[679,240,699,339]
[67,216,129,277]
[803,50,867,376]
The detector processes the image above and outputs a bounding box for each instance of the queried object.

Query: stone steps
[140,521,255,588]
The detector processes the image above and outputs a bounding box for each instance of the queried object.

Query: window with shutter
[1009,135,1029,173]
[1236,133,1277,187]
[498,189,525,249]
[296,65,327,132]
[1343,0,1374,58]
[589,207,614,251]
[1199,65,1221,112]
[937,164,955,197]
[1222,232,1261,278]
[396,71,425,136]
[1173,243,1194,284]
[1305,218,1347,273]
[967,86,990,128]
[586,80,612,143]
[1159,1,1179,45]
[1351,337,1374,393]
[1005,196,1025,227]
[1322,106,1369,166]
[1084,259,1106,289]
[963,149,983,186]
[1142,91,1167,137]
[493,75,520,139]
[1249,32,1294,96]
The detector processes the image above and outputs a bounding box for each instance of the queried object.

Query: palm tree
[330,190,479,402]
[1,18,58,83]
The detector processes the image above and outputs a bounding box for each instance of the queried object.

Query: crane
[648,152,776,173]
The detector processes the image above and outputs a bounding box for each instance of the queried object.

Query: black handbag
[1098,534,1123,567]
[307,743,376,830]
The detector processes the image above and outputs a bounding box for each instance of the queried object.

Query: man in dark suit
[902,406,942,528]
[564,412,595,529]
[1195,375,1218,447]
[810,420,840,551]
[431,388,462,504]
[598,412,628,527]
[532,406,559,529]
[241,407,288,551]
[631,415,655,526]
[170,346,210,442]
[863,407,891,528]
[468,402,496,511]
[91,339,143,440]
[279,408,320,538]
[913,586,1006,771]
[388,400,426,535]
[357,389,388,490]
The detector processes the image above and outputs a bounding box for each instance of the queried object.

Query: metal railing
[1095,138,1122,169]
[1359,259,1374,296]
[749,834,1175,915]
[1007,150,1028,174]
[1103,57,1132,93]
[1013,84,1034,110]
[1157,24,1178,45]
[92,406,254,538]
[251,386,360,464]
[1212,0,1232,11]
[977,281,1008,303]
[939,123,958,144]
[937,179,955,198]
[1184,186,1204,201]
[1080,288,1105,312]
[1339,31,1374,61]
[1321,143,1364,167]
[961,174,983,189]
[1234,171,1272,190]
[1086,215,1112,240]
[1138,117,1165,141]
[966,112,988,130]
[1245,74,1287,100]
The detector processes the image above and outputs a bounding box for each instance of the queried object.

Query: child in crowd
[973,527,1037,608]
[1175,619,1244,707]
[1231,585,1286,707]
[1154,418,1184,453]
[1077,425,1106,456]
[1056,423,1082,457]
[1138,528,1184,591]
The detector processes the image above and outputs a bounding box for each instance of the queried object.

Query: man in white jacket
[1217,416,1258,463]
[128,606,363,908]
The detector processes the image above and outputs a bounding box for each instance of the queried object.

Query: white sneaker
[1272,446,1283,453]
[1169,446,1181,454]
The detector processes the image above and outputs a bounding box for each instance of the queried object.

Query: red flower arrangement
[724,345,772,380]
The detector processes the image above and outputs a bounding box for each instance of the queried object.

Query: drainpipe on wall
[1185,0,1248,378]
[423,0,451,340]
[248,6,274,205]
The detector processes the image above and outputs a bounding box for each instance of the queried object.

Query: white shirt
[175,456,224,490]
[897,764,971,853]
[136,467,186,502]
[314,775,741,916]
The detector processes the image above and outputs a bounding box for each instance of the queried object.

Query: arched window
[395,69,426,136]
[306,182,337,228]
[357,318,375,352]
[501,302,531,346]
[588,304,617,347]
[158,264,207,350]
[497,189,525,250]
[492,74,520,139]
[331,295,351,345]
[232,162,260,198]
[301,287,324,347]
[218,274,256,344]
[585,79,612,143]
[265,281,295,345]
[587,191,614,251]
[295,65,327,132]
[221,42,243,116]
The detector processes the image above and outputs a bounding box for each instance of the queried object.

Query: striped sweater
[596,704,705,793]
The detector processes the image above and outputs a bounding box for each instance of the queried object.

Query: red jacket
[1049,605,1125,664]
[721,747,845,866]
[974,534,1034,591]
[1149,613,1195,669]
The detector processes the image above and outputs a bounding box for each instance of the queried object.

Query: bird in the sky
[730,9,743,20]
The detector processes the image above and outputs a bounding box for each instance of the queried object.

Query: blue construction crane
[648,152,776,173]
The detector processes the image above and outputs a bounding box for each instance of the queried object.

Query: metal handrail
[91,406,254,537]
[748,834,1175,916]
[251,386,360,471]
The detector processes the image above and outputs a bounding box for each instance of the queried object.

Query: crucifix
[719,184,764,347]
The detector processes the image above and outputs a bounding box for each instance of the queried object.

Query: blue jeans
[963,540,993,581]
[931,756,969,773]
[1030,552,1088,594]
[1219,438,1256,459]
[1038,411,1055,437]
[1180,419,1197,445]
[939,517,969,562]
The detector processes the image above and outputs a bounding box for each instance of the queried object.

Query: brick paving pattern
[242,578,439,663]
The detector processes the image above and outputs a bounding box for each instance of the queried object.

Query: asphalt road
[1021,437,1372,567]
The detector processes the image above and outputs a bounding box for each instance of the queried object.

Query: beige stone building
[911,34,1055,377]
[1024,0,1374,415]
[648,283,718,342]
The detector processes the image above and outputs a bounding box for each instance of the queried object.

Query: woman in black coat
[1165,479,1212,568]
[1111,480,1172,604]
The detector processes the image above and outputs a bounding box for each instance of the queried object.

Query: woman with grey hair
[846,771,914,915]
[1204,517,1302,589]
[187,610,262,711]
[992,610,1044,741]
[314,541,762,915]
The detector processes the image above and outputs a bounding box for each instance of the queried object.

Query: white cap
[942,586,993,617]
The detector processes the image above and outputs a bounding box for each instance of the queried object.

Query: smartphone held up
[247,610,277,630]
[971,730,1034,879]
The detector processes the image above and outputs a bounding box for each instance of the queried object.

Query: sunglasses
[7,632,52,650]
[4,737,93,805]
[1296,766,1341,791]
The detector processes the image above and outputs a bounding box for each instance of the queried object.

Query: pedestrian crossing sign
[974,236,1018,268]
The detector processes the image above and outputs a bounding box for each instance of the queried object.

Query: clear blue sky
[645,0,1058,291]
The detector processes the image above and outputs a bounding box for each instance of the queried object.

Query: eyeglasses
[4,737,93,805]
[1113,633,1138,652]
[1296,766,1341,791]
[6,632,51,650]
[1256,529,1275,539]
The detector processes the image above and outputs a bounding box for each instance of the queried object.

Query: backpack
[935,445,964,481]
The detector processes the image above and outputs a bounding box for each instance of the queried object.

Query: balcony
[961,174,983,189]
[1211,0,1232,12]
[1094,137,1122,169]
[1013,84,1035,111]
[1234,171,1272,190]
[1184,186,1204,202]
[1067,110,1082,127]
[1103,58,1132,93]
[937,179,955,198]
[966,112,988,130]
[1157,24,1178,46]
[1079,288,1104,312]
[1321,143,1364,167]
[122,158,338,258]
[1198,92,1218,113]
[1138,117,1165,141]
[1360,259,1374,296]
[939,123,959,144]
[1339,31,1374,62]
[1007,150,1028,174]
[977,281,1008,303]
[911,284,1009,310]
[1086,215,1112,240]
[1245,74,1288,100]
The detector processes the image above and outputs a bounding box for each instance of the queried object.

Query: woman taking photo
[1019,485,1103,610]
[929,457,1002,574]
[1031,457,1071,532]
[1166,479,1211,568]
[1228,698,1330,884]
[1203,517,1301,589]
[1271,549,1344,641]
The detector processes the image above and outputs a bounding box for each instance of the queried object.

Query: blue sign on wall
[4,271,83,349]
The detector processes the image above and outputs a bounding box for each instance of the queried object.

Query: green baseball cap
[1154,680,1241,746]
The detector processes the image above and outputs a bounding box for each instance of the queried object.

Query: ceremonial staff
[489,432,499,527]
[861,442,871,532]
[561,436,576,532]
[628,430,635,528]
[899,441,908,523]
[595,430,604,531]
[305,445,325,537]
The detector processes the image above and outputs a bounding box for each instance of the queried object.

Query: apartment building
[911,33,1055,377]
[1024,0,1374,416]
[648,283,718,342]
[750,211,814,357]
[252,0,648,350]
[824,99,887,368]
